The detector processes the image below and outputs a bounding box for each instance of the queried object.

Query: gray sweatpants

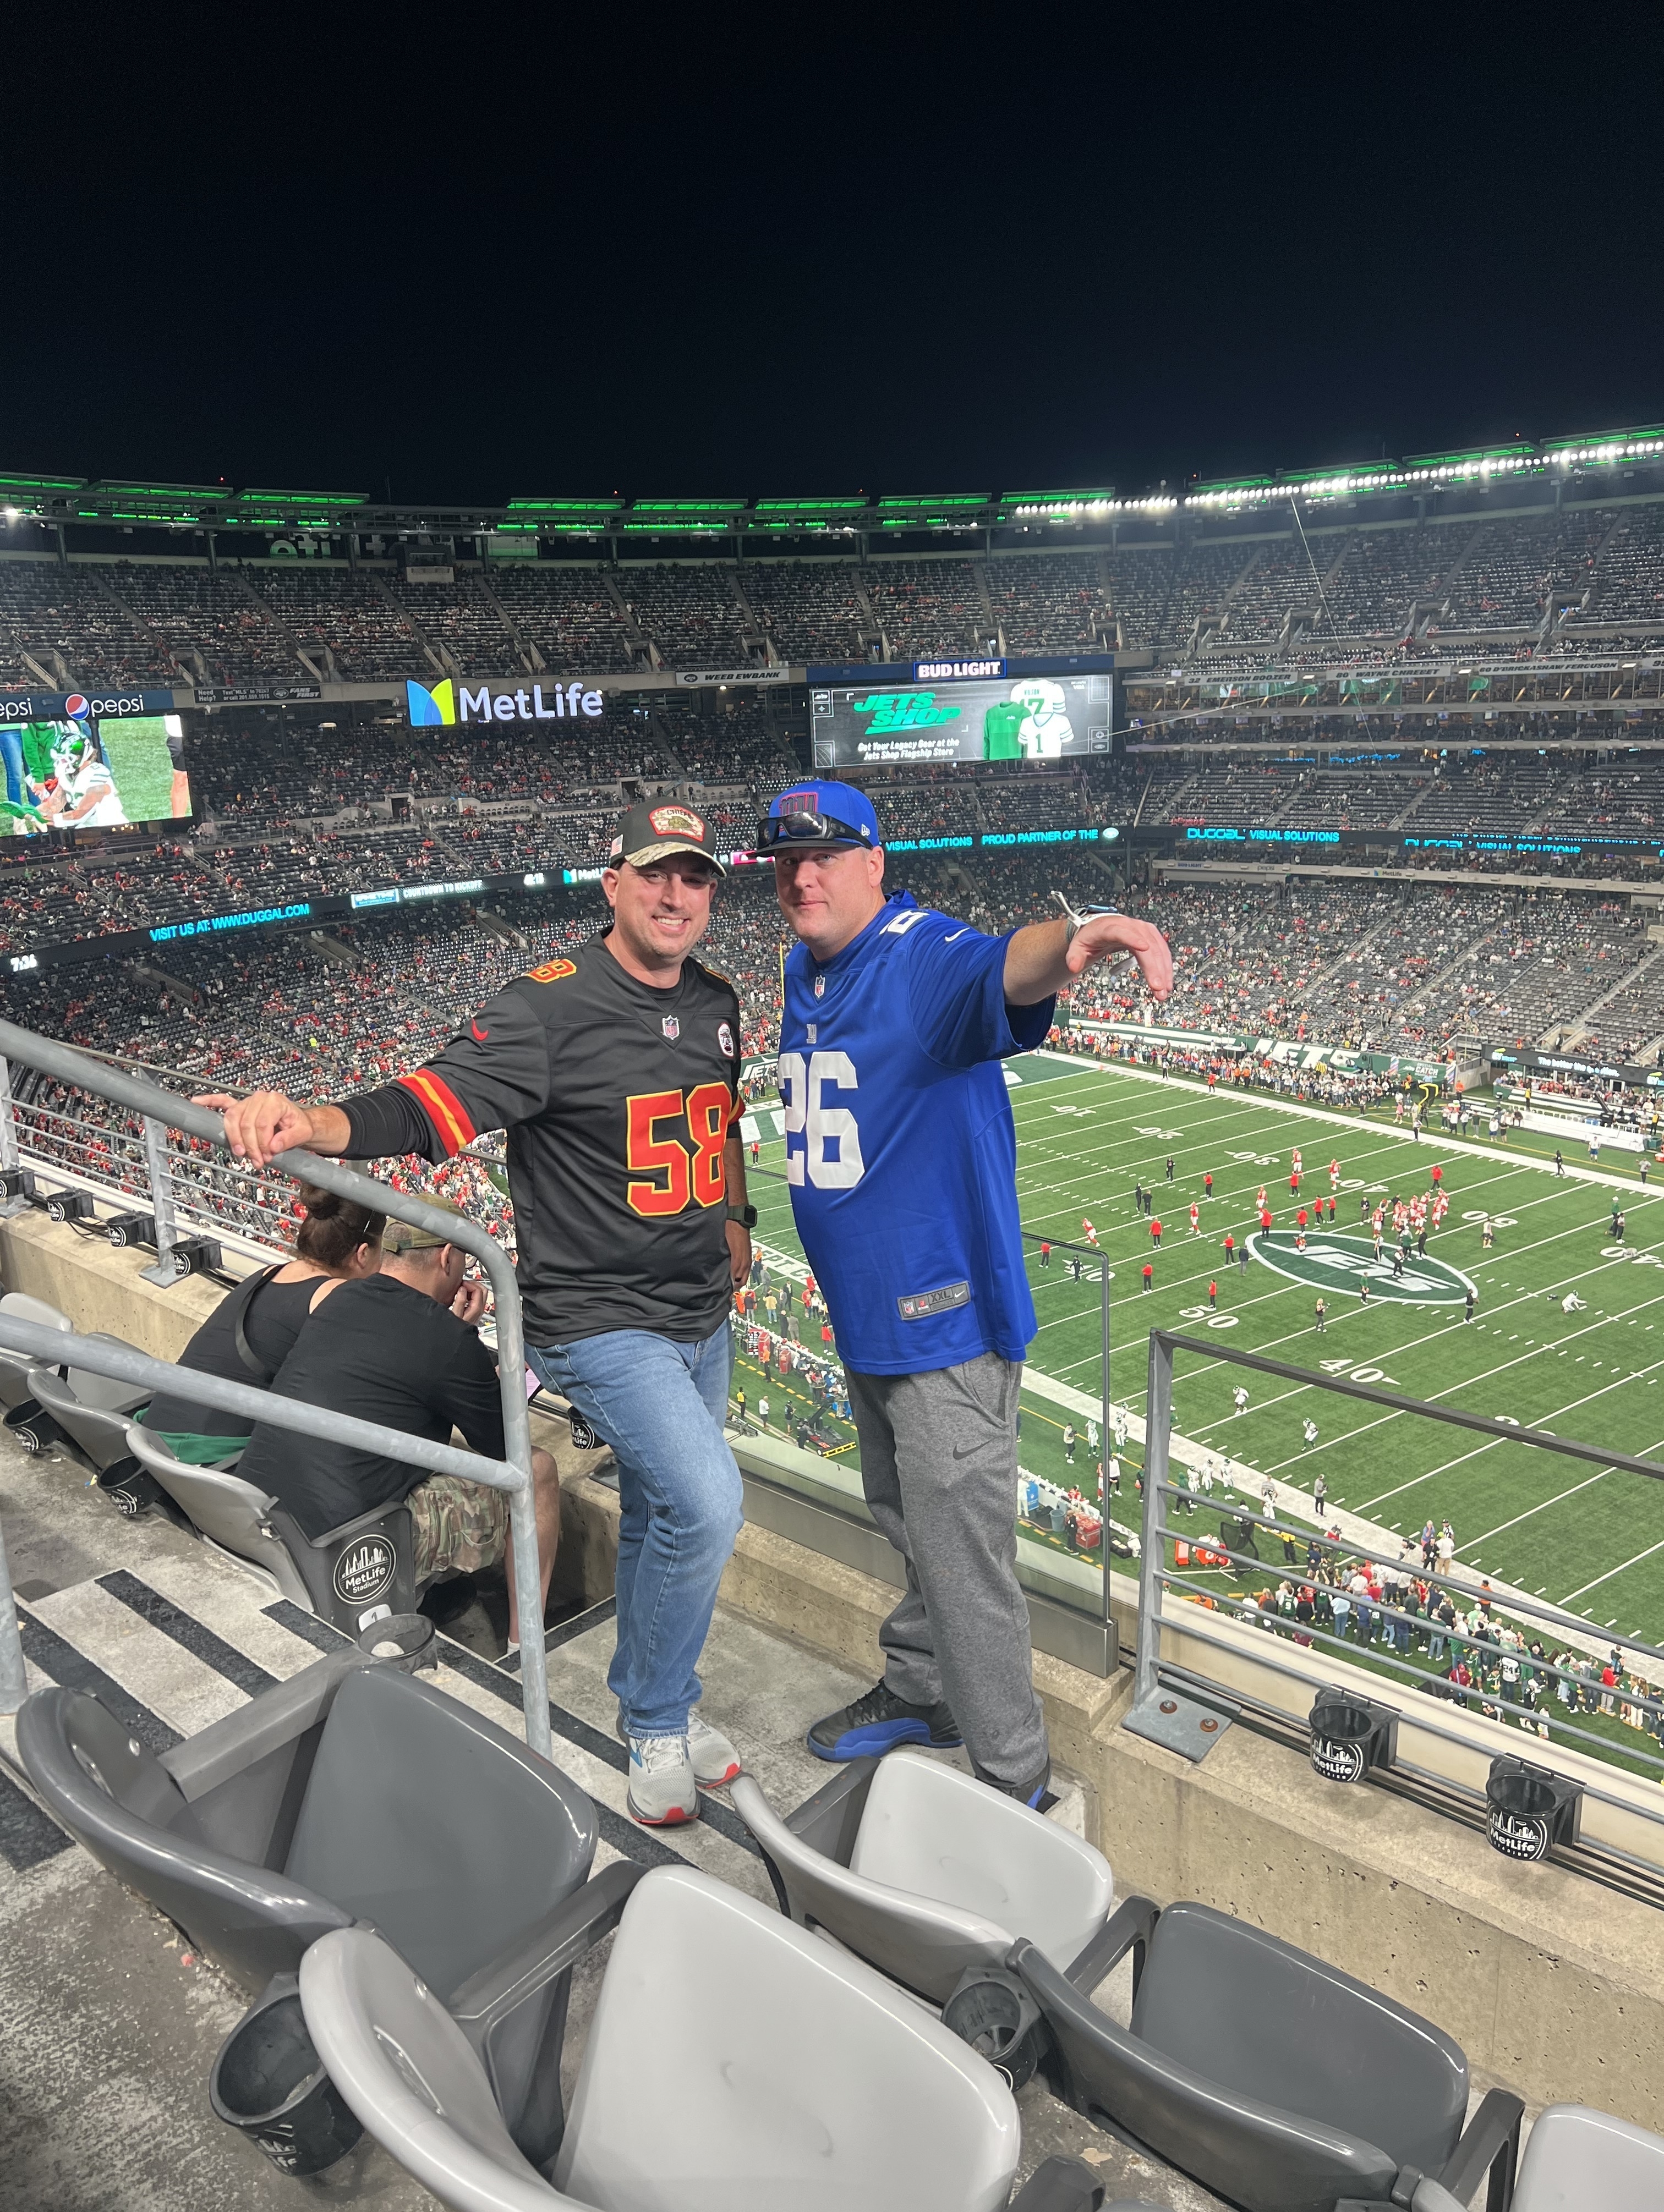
[844,1354,1049,1791]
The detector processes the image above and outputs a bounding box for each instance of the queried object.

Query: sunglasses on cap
[757,810,871,850]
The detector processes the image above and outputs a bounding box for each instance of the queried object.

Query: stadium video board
[811,665,1113,767]
[1,714,190,839]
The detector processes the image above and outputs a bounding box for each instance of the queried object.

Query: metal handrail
[1137,1329,1664,1852]
[0,1018,549,1757]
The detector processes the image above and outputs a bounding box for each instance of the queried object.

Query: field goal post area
[1132,1329,1664,1896]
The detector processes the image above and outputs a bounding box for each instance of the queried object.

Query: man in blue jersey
[759,780,1173,1802]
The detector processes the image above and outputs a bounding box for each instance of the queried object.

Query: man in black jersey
[203,801,753,1828]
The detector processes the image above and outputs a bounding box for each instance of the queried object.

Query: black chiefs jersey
[340,933,742,1345]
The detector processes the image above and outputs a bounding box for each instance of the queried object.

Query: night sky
[8,12,1661,506]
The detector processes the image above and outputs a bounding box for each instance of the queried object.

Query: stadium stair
[1547,938,1664,1051]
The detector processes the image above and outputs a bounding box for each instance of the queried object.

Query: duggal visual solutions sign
[406,677,605,727]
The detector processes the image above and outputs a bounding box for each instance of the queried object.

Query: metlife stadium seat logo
[406,677,604,727]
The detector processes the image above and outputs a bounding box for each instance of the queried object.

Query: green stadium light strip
[0,473,85,494]
[88,482,225,503]
[877,493,988,509]
[999,488,1116,506]
[506,497,625,515]
[234,489,368,508]
[753,498,867,515]
[628,500,746,517]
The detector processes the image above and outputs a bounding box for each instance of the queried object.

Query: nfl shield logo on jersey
[813,974,825,999]
[662,1016,680,1041]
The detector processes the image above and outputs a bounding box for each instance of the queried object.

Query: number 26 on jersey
[777,1050,864,1189]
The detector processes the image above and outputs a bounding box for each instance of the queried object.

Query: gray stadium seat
[125,1419,309,1607]
[1510,2101,1664,2211]
[17,1656,601,2166]
[1011,1896,1523,2212]
[300,1863,1109,2212]
[28,1339,152,1481]
[126,1414,422,1631]
[731,1751,1115,2004]
[0,1289,73,1446]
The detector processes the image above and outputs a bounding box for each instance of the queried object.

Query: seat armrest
[1008,2155,1104,2211]
[160,1650,371,1802]
[783,1754,880,1868]
[446,1859,645,2037]
[1059,1893,1160,2000]
[1431,2087,1523,2212]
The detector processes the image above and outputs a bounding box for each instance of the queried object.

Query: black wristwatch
[727,1203,758,1228]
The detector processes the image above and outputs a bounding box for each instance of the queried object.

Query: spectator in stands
[234,1195,561,1649]
[140,1185,385,1462]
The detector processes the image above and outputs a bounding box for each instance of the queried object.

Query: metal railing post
[139,1116,179,1286]
[1136,1330,1173,1706]
[0,1507,25,1715]
[1100,1253,1113,1639]
[0,1056,19,1173]
[0,1018,551,1762]
[0,1055,28,1216]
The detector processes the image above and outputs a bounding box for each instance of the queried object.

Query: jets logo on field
[1247,1231,1475,1305]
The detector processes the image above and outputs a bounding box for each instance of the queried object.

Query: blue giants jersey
[778,891,1054,1375]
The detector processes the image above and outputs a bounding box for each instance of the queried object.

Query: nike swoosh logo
[470,1019,489,1042]
[944,928,968,942]
[951,1441,982,1459]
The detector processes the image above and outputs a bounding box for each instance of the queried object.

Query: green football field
[736,1053,1664,1656]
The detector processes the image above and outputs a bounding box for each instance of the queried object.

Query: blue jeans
[530,1319,743,1739]
[0,727,23,808]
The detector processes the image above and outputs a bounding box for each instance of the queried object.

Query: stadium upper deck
[6,427,1664,689]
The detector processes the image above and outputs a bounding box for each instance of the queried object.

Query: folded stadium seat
[730,1752,1115,2005]
[17,1657,601,2166]
[1008,1897,1523,2212]
[125,1417,425,1631]
[300,1862,1113,2212]
[26,1337,156,1509]
[124,1419,309,1609]
[0,1289,73,1448]
[1507,2102,1664,2211]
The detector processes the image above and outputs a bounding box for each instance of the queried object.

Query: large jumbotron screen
[1,715,190,838]
[811,671,1114,767]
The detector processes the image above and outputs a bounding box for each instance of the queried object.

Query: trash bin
[357,1610,437,1673]
[209,1975,362,2176]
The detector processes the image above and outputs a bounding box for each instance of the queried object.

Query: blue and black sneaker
[807,1680,962,1762]
[987,1760,1053,1812]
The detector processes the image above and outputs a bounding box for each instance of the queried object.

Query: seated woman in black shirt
[142,1186,385,1462]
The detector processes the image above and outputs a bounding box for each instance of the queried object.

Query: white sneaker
[625,1732,698,1826]
[687,1711,741,1786]
[614,1710,742,1787]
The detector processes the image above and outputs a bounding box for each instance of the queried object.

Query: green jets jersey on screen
[982,700,1026,760]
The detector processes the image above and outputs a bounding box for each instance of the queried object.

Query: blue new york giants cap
[758,780,883,850]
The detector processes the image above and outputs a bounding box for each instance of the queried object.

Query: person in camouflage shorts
[410,1469,511,1581]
